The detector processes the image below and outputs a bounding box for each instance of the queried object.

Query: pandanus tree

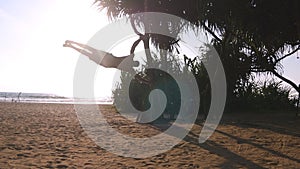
[94,0,300,107]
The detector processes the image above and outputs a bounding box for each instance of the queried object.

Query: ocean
[0,92,113,104]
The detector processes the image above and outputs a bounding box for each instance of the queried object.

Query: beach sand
[0,102,299,168]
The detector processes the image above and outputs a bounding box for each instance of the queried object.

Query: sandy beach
[0,102,299,168]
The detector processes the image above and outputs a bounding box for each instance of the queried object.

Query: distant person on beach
[17,92,22,102]
[63,40,139,72]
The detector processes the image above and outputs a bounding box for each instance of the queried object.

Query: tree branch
[202,23,222,42]
[130,16,152,63]
[130,38,142,54]
[270,70,300,93]
[274,46,300,64]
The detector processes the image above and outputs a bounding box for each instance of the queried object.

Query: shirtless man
[63,40,139,72]
[63,40,151,83]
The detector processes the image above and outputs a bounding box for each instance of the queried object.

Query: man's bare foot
[63,42,70,47]
[63,40,73,47]
[66,40,75,44]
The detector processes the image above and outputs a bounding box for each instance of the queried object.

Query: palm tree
[93,0,300,99]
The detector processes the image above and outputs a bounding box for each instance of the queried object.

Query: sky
[0,0,113,97]
[0,0,299,97]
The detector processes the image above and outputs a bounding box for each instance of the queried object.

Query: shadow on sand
[149,111,300,168]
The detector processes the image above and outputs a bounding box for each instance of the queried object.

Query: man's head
[133,60,140,67]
